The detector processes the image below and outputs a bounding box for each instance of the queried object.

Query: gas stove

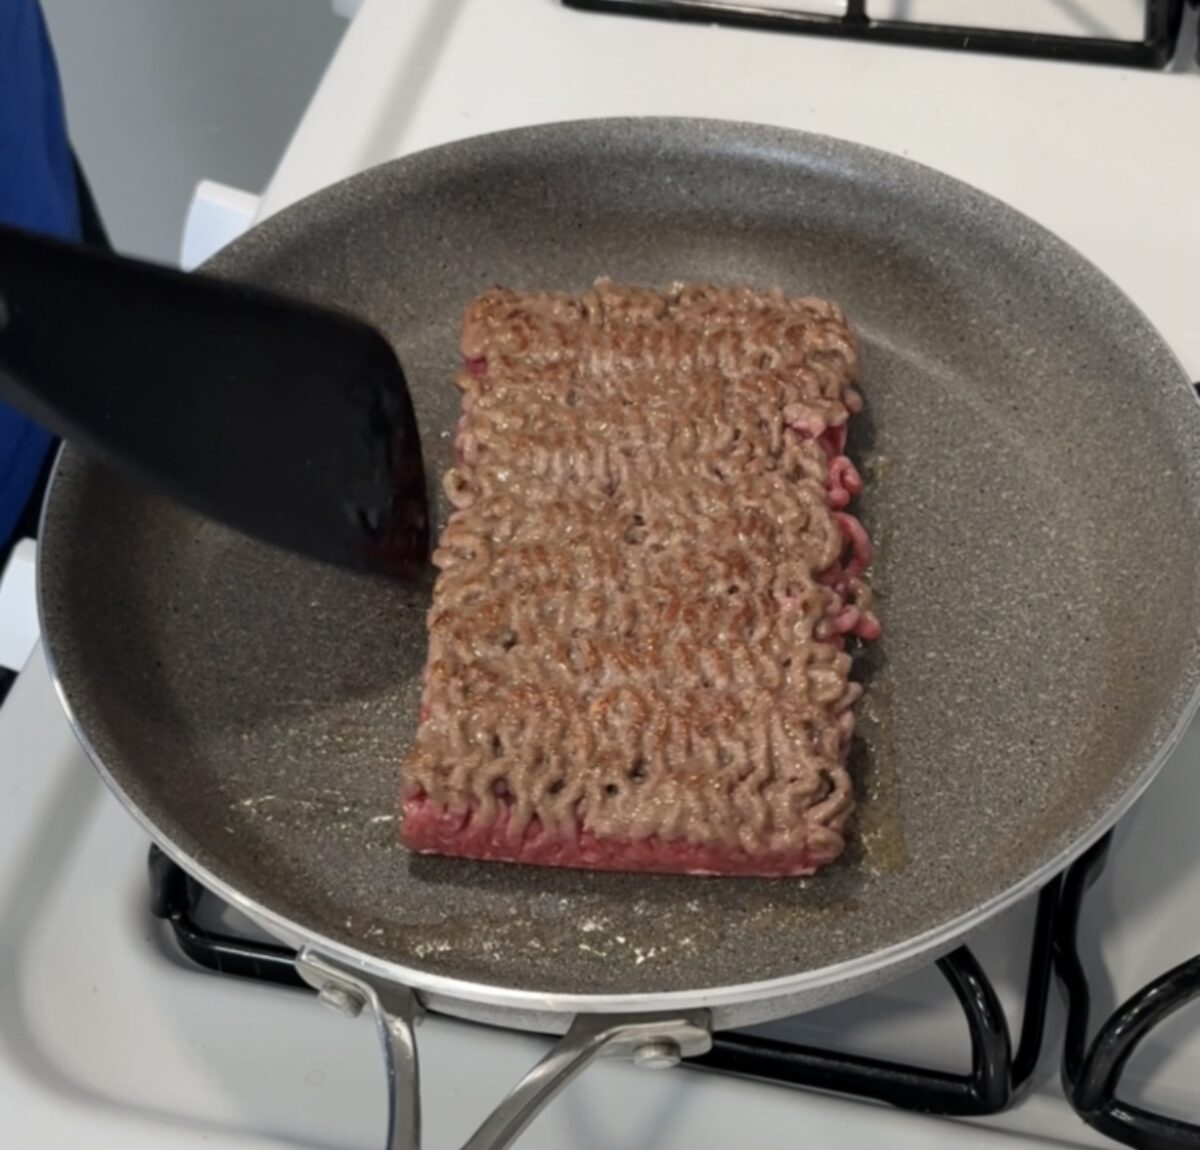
[565,0,1199,68]
[3,1,1200,1147]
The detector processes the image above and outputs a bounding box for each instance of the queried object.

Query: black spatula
[0,224,428,578]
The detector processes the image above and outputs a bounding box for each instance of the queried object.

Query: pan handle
[297,950,422,1150]
[295,948,712,1150]
[459,1011,712,1150]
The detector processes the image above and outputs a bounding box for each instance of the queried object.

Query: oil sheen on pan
[401,279,878,877]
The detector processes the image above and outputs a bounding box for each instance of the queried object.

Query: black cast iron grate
[561,0,1195,69]
[145,832,1200,1145]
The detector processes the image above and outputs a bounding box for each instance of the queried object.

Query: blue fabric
[0,0,81,543]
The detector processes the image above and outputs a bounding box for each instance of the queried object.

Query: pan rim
[38,116,1200,1018]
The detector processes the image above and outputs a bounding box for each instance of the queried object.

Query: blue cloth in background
[0,0,82,545]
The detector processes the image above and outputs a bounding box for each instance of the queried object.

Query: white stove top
[4,2,1199,1147]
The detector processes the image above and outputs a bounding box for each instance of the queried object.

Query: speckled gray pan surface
[39,119,1200,1013]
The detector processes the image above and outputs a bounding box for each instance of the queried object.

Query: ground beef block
[401,279,878,877]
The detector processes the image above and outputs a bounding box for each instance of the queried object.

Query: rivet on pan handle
[295,948,712,1150]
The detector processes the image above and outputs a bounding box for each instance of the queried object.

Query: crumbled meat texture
[401,279,878,876]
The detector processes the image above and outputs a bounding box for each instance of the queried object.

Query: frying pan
[36,119,1200,1150]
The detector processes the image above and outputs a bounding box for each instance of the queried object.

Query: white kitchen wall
[40,0,346,263]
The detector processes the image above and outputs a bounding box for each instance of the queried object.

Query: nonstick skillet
[37,119,1200,1150]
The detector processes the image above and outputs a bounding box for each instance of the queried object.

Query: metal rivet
[318,983,365,1018]
[632,1039,681,1070]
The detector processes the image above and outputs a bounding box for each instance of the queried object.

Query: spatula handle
[0,223,428,575]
